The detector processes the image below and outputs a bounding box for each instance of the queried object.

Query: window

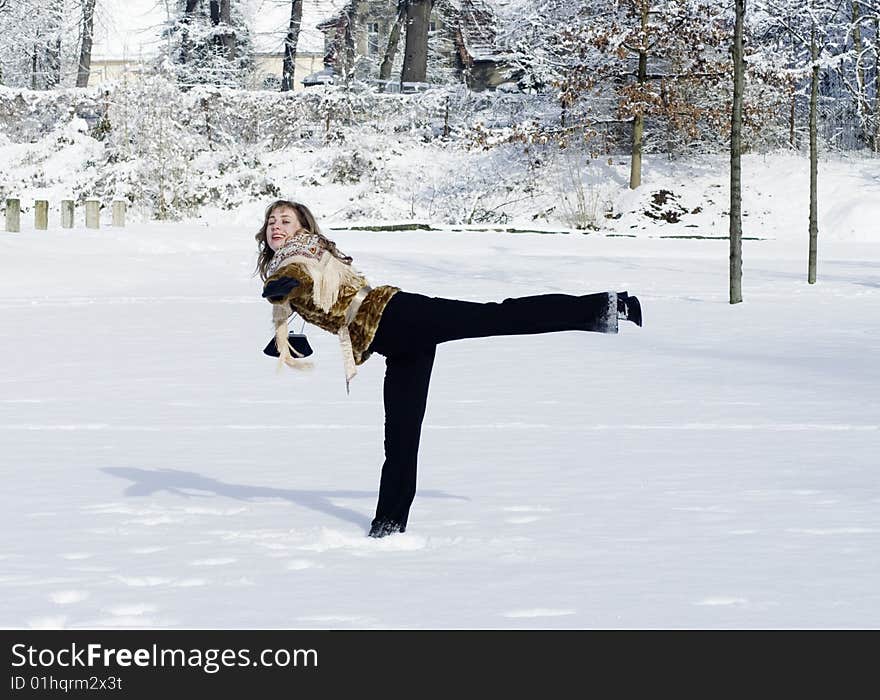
[429,21,436,32]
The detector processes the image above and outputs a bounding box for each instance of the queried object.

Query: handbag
[263,313,314,358]
[263,332,313,358]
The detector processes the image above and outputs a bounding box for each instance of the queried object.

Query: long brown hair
[254,200,353,281]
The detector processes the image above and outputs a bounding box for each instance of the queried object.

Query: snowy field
[2,157,879,629]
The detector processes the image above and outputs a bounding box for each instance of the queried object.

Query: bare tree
[761,0,847,284]
[730,0,745,304]
[629,2,649,189]
[560,1,730,191]
[76,0,97,88]
[808,14,819,284]
[281,0,303,91]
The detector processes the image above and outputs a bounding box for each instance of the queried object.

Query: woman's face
[266,205,303,252]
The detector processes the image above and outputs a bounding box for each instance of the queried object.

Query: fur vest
[265,232,399,390]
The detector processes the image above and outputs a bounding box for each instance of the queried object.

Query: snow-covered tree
[161,0,255,89]
[556,0,732,188]
[0,0,71,89]
[756,0,851,283]
[840,0,880,149]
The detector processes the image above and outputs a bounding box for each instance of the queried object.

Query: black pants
[365,291,618,528]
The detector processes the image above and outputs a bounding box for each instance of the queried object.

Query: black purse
[263,333,314,358]
[263,313,314,358]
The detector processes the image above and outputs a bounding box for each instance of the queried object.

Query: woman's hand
[262,276,300,303]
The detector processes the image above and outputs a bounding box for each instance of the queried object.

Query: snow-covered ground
[1,152,879,629]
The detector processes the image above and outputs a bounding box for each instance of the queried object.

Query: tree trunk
[808,22,819,284]
[281,0,303,92]
[851,1,867,141]
[629,5,649,190]
[220,0,235,60]
[379,0,407,88]
[875,17,880,153]
[729,0,745,305]
[401,0,431,85]
[46,37,62,88]
[76,0,97,87]
[180,0,199,64]
[341,0,361,84]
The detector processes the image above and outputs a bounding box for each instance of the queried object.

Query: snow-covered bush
[323,150,377,185]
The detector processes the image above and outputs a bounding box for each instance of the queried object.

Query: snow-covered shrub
[323,150,377,185]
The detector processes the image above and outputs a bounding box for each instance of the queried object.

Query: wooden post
[5,198,20,232]
[61,200,74,228]
[35,200,49,230]
[111,200,126,227]
[85,200,100,229]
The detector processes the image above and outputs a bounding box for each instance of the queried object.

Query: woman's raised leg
[370,291,620,355]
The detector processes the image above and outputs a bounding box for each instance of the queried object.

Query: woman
[256,200,642,538]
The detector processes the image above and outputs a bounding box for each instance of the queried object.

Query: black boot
[617,291,642,327]
[368,516,406,538]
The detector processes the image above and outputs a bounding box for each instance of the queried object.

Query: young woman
[256,200,642,538]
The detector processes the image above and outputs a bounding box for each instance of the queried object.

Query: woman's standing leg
[370,345,436,537]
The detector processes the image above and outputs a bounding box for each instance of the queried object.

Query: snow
[1,166,879,627]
